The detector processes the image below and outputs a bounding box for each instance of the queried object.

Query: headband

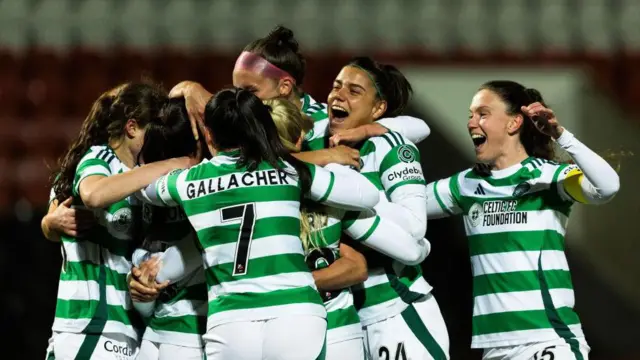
[234,51,296,85]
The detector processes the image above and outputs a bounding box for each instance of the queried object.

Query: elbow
[349,252,369,283]
[408,219,427,241]
[405,239,431,266]
[82,192,105,209]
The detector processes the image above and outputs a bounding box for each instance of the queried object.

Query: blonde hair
[264,98,313,152]
[263,98,325,251]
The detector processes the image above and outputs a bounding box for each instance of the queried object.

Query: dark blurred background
[1,0,639,359]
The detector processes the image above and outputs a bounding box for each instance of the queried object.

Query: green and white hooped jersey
[350,132,430,326]
[151,152,329,330]
[430,158,584,348]
[52,145,142,339]
[301,93,329,151]
[304,206,364,345]
[140,204,207,348]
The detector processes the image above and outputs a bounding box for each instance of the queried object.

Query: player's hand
[48,197,94,237]
[128,258,169,302]
[169,81,213,141]
[521,102,564,139]
[329,123,388,147]
[324,146,361,170]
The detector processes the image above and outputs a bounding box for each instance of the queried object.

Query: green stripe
[391,131,405,145]
[148,314,207,335]
[472,307,580,336]
[353,216,380,242]
[197,216,300,249]
[55,300,142,328]
[449,173,462,208]
[62,226,136,258]
[75,334,100,360]
[465,167,543,187]
[359,141,376,157]
[386,179,426,197]
[326,307,360,330]
[205,253,308,285]
[362,173,383,190]
[167,171,182,205]
[401,304,447,360]
[208,286,323,315]
[60,260,129,292]
[468,230,565,256]
[82,252,108,334]
[538,250,584,360]
[317,172,335,203]
[473,270,573,297]
[380,134,395,148]
[432,180,454,215]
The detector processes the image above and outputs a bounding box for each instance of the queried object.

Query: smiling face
[468,89,523,165]
[327,66,387,135]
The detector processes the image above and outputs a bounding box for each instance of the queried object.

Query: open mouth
[330,105,349,122]
[471,134,487,149]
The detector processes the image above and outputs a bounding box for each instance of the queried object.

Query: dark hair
[479,80,555,161]
[138,98,210,165]
[243,25,306,89]
[347,56,413,118]
[52,82,167,202]
[204,87,311,193]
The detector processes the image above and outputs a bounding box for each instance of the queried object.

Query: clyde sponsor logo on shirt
[387,166,423,182]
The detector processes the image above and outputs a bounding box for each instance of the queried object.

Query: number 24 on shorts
[221,203,257,276]
[533,345,556,360]
[379,343,407,360]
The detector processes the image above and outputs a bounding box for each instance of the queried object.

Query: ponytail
[52,93,114,202]
[204,88,312,194]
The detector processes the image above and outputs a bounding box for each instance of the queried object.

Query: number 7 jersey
[145,151,379,331]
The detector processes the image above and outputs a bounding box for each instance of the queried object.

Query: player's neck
[109,140,135,169]
[491,143,529,171]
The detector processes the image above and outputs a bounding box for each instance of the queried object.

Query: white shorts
[137,339,204,360]
[45,331,139,360]
[482,337,590,360]
[363,293,449,360]
[204,315,327,360]
[326,338,365,360]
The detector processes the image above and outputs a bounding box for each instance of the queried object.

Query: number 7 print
[221,203,257,276]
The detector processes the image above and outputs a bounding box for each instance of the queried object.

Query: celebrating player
[131,98,209,360]
[427,80,620,360]
[44,82,191,359]
[326,57,450,360]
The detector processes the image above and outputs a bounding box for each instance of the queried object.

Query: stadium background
[0,0,638,359]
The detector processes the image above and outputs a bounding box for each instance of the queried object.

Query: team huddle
[41,26,620,360]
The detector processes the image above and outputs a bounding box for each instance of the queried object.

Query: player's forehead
[233,69,267,88]
[469,89,506,112]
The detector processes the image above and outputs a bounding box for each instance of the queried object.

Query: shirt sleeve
[305,162,379,211]
[426,174,464,219]
[376,116,431,145]
[342,208,430,266]
[73,155,112,196]
[375,134,427,239]
[155,233,202,284]
[553,129,620,204]
[138,169,186,207]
